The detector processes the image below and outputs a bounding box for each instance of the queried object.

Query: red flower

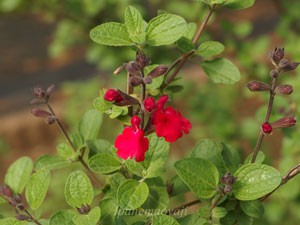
[144,97,156,112]
[104,89,123,102]
[152,95,191,142]
[262,122,272,134]
[115,116,149,162]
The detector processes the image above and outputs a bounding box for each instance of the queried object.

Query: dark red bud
[129,76,143,87]
[136,51,150,68]
[144,97,156,112]
[31,108,52,118]
[46,116,56,125]
[17,203,25,211]
[247,81,271,92]
[16,214,30,221]
[32,87,45,99]
[271,116,296,129]
[125,61,141,76]
[275,85,293,95]
[0,184,13,197]
[270,70,279,78]
[77,204,91,214]
[143,76,152,84]
[270,47,284,65]
[147,65,168,78]
[262,122,272,134]
[221,172,236,185]
[13,194,22,204]
[166,182,174,195]
[104,89,123,102]
[113,64,126,75]
[46,85,55,99]
[280,61,300,72]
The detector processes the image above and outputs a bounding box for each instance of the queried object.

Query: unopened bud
[46,85,55,100]
[113,64,126,75]
[17,203,25,211]
[16,214,30,221]
[13,194,22,204]
[129,76,143,87]
[269,47,284,65]
[147,65,168,78]
[275,84,293,95]
[104,89,123,102]
[46,116,56,125]
[32,87,45,99]
[262,122,272,134]
[125,61,141,76]
[270,70,279,78]
[114,89,139,107]
[136,51,150,68]
[143,76,152,84]
[144,97,156,112]
[31,108,52,118]
[77,204,91,214]
[221,172,236,185]
[166,182,174,195]
[247,81,270,92]
[280,61,300,72]
[0,184,13,197]
[271,116,296,129]
[30,98,44,105]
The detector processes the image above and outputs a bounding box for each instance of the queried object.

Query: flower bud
[247,81,270,92]
[275,84,293,95]
[0,184,12,197]
[262,122,272,134]
[143,76,152,84]
[125,61,141,76]
[13,194,22,204]
[131,116,142,132]
[104,89,123,102]
[129,76,143,87]
[16,214,30,221]
[77,204,91,214]
[144,97,156,113]
[32,87,45,99]
[113,64,126,75]
[280,61,300,72]
[136,51,150,68]
[271,116,296,129]
[114,89,139,107]
[46,116,57,125]
[46,84,55,100]
[270,47,284,65]
[270,70,279,78]
[30,98,44,105]
[221,172,236,185]
[31,108,52,118]
[147,65,168,78]
[17,203,25,211]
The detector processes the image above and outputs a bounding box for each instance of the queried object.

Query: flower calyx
[247,81,271,92]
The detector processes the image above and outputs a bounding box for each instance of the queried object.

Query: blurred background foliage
[1,0,300,224]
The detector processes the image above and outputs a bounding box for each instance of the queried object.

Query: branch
[165,199,201,215]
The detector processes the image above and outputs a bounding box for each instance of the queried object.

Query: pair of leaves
[198,0,255,10]
[90,6,187,47]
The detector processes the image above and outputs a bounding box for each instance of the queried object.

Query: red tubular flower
[104,89,123,102]
[115,116,149,162]
[144,97,156,112]
[152,95,192,142]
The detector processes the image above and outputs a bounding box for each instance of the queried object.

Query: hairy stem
[165,199,201,215]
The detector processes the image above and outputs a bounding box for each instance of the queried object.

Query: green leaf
[124,159,146,177]
[109,105,126,119]
[49,210,76,225]
[117,179,149,210]
[195,0,226,5]
[225,0,255,10]
[89,153,121,174]
[146,14,187,46]
[73,206,101,225]
[79,109,103,141]
[86,139,113,156]
[93,96,113,114]
[233,164,281,200]
[0,0,22,12]
[4,156,33,193]
[152,214,180,225]
[177,37,195,53]
[196,41,225,58]
[143,177,169,210]
[240,200,264,218]
[106,173,126,199]
[35,155,70,170]
[0,196,5,205]
[65,171,94,208]
[143,134,169,178]
[170,175,190,197]
[212,207,227,219]
[244,151,265,164]
[25,169,50,210]
[201,58,241,84]
[90,22,133,46]
[174,158,219,199]
[166,85,184,93]
[221,144,241,173]
[191,139,227,177]
[183,23,197,40]
[124,6,146,44]
[0,218,27,225]
[99,198,119,225]
[57,143,75,160]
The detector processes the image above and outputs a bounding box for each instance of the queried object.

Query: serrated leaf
[244,151,265,164]
[25,169,50,210]
[152,214,180,225]
[79,109,103,141]
[117,179,149,210]
[143,177,169,210]
[90,22,133,46]
[49,210,76,225]
[89,153,121,174]
[225,0,255,10]
[35,154,70,170]
[174,158,219,199]
[125,6,146,44]
[233,164,281,200]
[196,41,225,58]
[146,14,187,46]
[143,134,169,178]
[73,206,101,225]
[65,171,94,208]
[201,58,241,84]
[0,218,27,225]
[240,200,264,218]
[4,156,33,193]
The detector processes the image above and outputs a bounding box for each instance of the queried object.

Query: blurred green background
[1,0,300,224]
